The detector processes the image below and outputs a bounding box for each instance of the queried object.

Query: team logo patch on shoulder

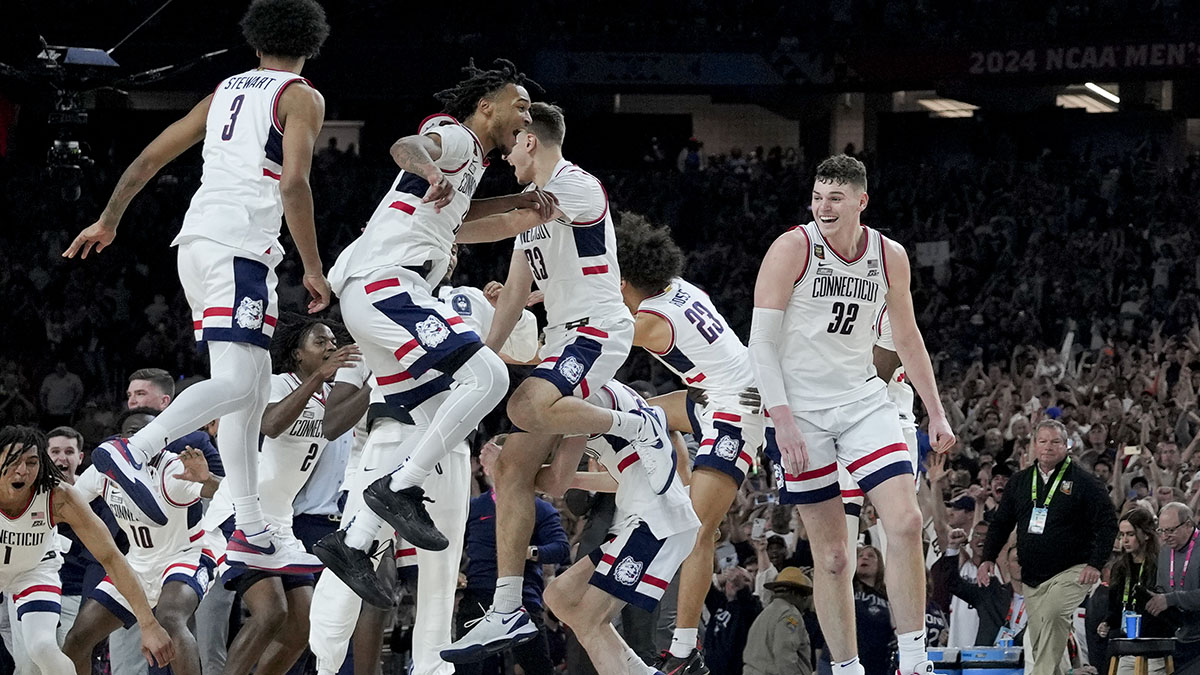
[1060,481,1073,495]
[235,297,265,330]
[559,356,585,384]
[452,294,472,316]
[614,556,644,586]
[415,316,450,348]
[714,436,740,461]
[813,244,825,260]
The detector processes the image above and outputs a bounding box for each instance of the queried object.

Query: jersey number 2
[221,95,245,141]
[827,302,859,335]
[301,443,319,472]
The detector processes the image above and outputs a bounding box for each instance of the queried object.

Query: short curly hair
[615,212,684,294]
[240,0,330,60]
[814,154,868,192]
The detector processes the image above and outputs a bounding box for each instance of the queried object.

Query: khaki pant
[1115,655,1168,675]
[1025,564,1091,675]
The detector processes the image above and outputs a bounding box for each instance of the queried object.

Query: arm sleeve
[532,499,571,565]
[748,307,791,410]
[545,170,606,226]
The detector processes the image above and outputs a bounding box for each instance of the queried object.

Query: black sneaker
[313,529,394,609]
[362,478,449,551]
[654,649,710,675]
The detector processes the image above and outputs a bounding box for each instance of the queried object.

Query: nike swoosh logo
[500,612,522,625]
[114,440,143,470]
[234,535,276,554]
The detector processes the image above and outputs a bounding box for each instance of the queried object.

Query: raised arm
[485,250,534,353]
[322,380,371,440]
[277,83,330,312]
[64,95,212,259]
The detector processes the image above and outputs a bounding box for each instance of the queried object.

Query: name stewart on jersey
[518,224,551,244]
[0,530,45,547]
[222,75,278,91]
[288,417,324,439]
[812,275,881,303]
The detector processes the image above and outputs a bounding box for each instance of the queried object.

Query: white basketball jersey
[329,115,488,294]
[175,68,313,255]
[258,373,332,530]
[513,158,626,329]
[74,455,204,570]
[781,222,890,411]
[875,308,916,429]
[587,381,700,539]
[637,277,756,394]
[436,285,539,362]
[0,488,56,585]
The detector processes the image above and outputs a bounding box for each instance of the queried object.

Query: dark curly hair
[240,0,330,60]
[434,58,540,122]
[269,312,343,374]
[615,211,684,294]
[0,425,62,495]
[814,154,868,192]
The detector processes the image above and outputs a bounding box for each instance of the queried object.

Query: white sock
[897,629,926,673]
[232,496,266,536]
[623,645,654,674]
[344,511,386,552]
[669,628,697,658]
[493,576,523,614]
[607,410,643,441]
[835,656,865,675]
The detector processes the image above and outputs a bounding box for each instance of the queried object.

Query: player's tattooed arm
[391,133,452,211]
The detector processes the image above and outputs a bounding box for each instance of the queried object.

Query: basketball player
[443,103,675,661]
[62,446,220,675]
[611,213,765,674]
[541,380,699,675]
[201,316,358,675]
[62,0,330,573]
[311,245,539,675]
[836,308,920,562]
[319,60,552,572]
[0,425,174,675]
[749,155,955,675]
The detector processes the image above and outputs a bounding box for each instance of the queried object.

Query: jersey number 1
[221,95,245,141]
[827,302,859,335]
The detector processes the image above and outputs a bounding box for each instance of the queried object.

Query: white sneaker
[440,606,539,664]
[90,438,169,526]
[226,527,323,574]
[898,660,935,675]
[634,405,677,495]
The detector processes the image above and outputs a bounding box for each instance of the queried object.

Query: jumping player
[319,60,549,568]
[612,213,766,674]
[62,0,331,573]
[443,103,675,661]
[62,446,219,675]
[0,425,174,675]
[749,155,955,675]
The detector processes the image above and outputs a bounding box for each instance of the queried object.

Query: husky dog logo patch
[715,436,740,461]
[614,556,644,586]
[235,297,265,330]
[559,356,585,384]
[415,316,450,348]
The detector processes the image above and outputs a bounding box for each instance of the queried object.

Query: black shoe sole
[363,479,450,551]
[313,535,394,609]
[440,628,539,664]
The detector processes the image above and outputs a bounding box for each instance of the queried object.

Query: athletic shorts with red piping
[178,237,282,349]
[338,269,484,411]
[587,518,697,613]
[91,552,215,628]
[6,551,64,620]
[530,317,633,401]
[685,393,765,485]
[765,388,911,504]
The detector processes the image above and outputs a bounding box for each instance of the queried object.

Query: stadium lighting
[1085,82,1120,104]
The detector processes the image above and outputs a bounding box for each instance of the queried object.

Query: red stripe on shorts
[576,326,608,339]
[389,200,416,215]
[641,574,669,590]
[376,371,413,386]
[582,265,608,275]
[365,278,401,294]
[845,443,909,473]
[394,339,420,361]
[13,585,60,600]
[203,307,232,318]
[713,412,741,423]
[446,316,464,326]
[787,463,836,482]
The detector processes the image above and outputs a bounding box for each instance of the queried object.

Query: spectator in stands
[935,537,1027,647]
[1098,507,1170,674]
[1146,503,1200,672]
[743,567,813,675]
[980,419,1118,675]
[40,360,84,427]
[703,563,760,675]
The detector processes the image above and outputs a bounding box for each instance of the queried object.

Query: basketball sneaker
[226,526,323,574]
[440,606,538,664]
[314,529,393,608]
[654,648,710,675]
[90,437,169,526]
[634,405,677,495]
[363,479,448,551]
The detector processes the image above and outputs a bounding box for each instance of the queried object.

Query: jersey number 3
[827,301,859,335]
[221,94,245,141]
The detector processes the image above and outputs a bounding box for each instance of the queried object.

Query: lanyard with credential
[1031,457,1071,507]
[1171,531,1198,589]
[1123,560,1144,608]
[1005,596,1025,629]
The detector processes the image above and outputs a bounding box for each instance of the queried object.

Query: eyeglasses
[1156,521,1193,536]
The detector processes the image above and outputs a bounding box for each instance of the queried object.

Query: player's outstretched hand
[483,281,504,306]
[422,174,455,212]
[929,415,957,453]
[63,221,117,259]
[526,290,545,306]
[304,273,332,313]
[140,619,175,667]
[173,447,211,484]
[318,345,361,381]
[773,416,809,476]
